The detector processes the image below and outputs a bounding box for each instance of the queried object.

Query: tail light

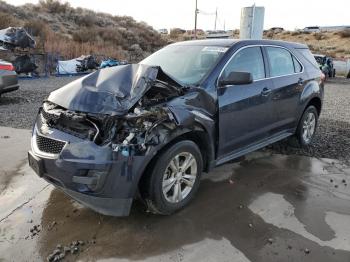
[0,64,15,71]
[320,73,326,83]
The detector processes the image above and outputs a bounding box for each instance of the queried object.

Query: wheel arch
[299,79,323,120]
[305,96,322,116]
[136,126,215,198]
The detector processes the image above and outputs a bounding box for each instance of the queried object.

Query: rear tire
[141,140,203,215]
[295,106,318,147]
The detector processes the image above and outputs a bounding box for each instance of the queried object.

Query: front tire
[296,106,318,147]
[141,140,203,215]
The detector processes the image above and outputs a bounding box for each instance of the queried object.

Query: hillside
[263,29,350,59]
[169,28,350,59]
[1,0,349,65]
[0,0,166,61]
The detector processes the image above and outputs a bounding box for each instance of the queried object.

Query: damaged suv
[28,39,324,216]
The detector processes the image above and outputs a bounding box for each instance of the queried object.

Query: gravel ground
[0,76,81,129]
[0,76,349,162]
[270,78,350,163]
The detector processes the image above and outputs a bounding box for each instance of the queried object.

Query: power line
[194,1,225,33]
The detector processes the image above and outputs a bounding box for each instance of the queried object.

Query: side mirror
[218,71,253,86]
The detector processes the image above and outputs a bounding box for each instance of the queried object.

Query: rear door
[217,46,275,158]
[264,46,306,133]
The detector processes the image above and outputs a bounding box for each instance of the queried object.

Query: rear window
[297,48,320,69]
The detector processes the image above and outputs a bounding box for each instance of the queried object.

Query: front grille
[36,135,65,154]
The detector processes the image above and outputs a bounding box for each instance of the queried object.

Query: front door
[217,46,275,158]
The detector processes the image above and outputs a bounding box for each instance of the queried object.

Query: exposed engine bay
[39,75,184,156]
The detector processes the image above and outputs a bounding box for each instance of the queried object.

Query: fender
[168,105,216,170]
[298,79,323,118]
[128,106,216,197]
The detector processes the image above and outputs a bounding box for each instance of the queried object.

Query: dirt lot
[0,77,350,261]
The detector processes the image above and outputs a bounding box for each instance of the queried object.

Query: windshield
[141,45,228,85]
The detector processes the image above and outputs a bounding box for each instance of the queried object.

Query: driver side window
[222,47,265,81]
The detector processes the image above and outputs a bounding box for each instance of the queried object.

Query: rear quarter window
[297,48,319,69]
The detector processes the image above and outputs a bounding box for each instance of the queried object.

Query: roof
[171,39,308,49]
[171,39,238,47]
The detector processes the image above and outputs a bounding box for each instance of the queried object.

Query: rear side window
[266,47,295,77]
[223,47,265,80]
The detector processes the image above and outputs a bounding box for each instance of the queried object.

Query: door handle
[261,87,272,96]
[298,78,304,85]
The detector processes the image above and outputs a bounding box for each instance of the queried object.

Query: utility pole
[214,7,217,31]
[194,0,198,39]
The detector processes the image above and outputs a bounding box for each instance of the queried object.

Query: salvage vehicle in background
[13,55,38,76]
[99,59,127,69]
[0,27,35,50]
[0,60,19,96]
[76,55,99,72]
[314,54,336,77]
[28,39,324,216]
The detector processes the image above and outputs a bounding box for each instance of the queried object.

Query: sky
[5,0,350,31]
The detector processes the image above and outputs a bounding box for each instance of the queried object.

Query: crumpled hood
[47,64,182,115]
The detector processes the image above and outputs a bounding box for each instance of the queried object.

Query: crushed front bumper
[28,124,147,216]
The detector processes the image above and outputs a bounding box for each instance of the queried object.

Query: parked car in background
[314,54,336,77]
[302,26,321,33]
[158,29,168,34]
[0,60,19,96]
[205,30,231,39]
[28,39,324,216]
[269,27,284,33]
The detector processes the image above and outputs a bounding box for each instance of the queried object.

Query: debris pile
[29,224,41,238]
[0,27,35,50]
[46,240,88,262]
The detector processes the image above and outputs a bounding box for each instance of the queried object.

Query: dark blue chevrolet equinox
[28,39,324,216]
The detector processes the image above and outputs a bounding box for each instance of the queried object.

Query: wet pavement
[1,127,350,262]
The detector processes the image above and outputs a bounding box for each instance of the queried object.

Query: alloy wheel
[302,112,316,144]
[162,152,198,203]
